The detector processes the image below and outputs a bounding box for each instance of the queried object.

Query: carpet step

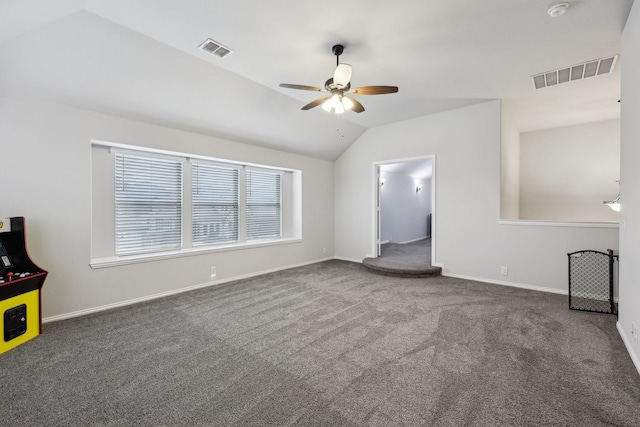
[362,257,442,278]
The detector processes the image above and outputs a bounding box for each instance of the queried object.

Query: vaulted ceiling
[0,0,633,160]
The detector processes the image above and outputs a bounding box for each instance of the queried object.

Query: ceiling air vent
[531,55,618,90]
[198,38,233,59]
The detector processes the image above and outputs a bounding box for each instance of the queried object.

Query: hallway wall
[380,171,431,243]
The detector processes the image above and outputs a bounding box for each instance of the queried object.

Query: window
[247,169,281,240]
[192,162,239,245]
[91,141,301,265]
[115,153,183,255]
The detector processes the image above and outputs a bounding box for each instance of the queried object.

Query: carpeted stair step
[362,257,442,278]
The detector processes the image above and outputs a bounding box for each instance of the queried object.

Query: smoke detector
[548,2,569,18]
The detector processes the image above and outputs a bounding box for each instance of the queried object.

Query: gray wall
[334,100,619,293]
[619,0,640,373]
[0,97,335,319]
[500,104,521,220]
[380,171,431,244]
[519,119,620,222]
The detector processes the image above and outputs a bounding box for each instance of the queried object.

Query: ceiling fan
[279,44,398,114]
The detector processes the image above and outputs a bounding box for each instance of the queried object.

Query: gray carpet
[363,239,442,277]
[2,260,639,426]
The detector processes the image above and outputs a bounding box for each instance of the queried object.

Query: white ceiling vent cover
[531,55,618,90]
[198,39,233,58]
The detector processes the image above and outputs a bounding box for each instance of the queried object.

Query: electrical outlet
[500,266,508,275]
[210,266,217,279]
[322,247,327,254]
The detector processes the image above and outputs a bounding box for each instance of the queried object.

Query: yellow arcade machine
[0,217,48,354]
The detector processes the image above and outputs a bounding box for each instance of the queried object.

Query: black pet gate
[567,249,617,314]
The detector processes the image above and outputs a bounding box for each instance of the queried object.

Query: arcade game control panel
[0,217,48,354]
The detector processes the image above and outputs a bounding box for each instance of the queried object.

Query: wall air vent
[531,55,618,90]
[198,38,233,59]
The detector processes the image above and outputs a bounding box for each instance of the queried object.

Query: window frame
[113,150,184,256]
[90,140,302,269]
[246,168,283,241]
[191,160,241,246]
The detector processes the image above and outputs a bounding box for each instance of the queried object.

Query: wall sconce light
[416,184,423,193]
[603,180,621,212]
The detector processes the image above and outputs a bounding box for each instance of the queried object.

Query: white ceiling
[0,0,633,160]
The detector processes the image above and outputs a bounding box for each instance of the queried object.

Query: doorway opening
[364,156,439,277]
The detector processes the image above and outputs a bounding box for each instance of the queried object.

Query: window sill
[498,219,619,229]
[90,237,303,269]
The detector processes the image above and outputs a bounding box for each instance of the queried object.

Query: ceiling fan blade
[345,96,365,113]
[301,96,330,110]
[333,64,352,88]
[279,83,324,92]
[349,85,399,95]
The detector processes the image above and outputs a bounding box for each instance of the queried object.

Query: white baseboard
[617,322,640,377]
[437,261,621,301]
[442,272,620,304]
[397,236,428,244]
[43,256,335,324]
[333,256,363,264]
[442,272,567,295]
[335,259,620,303]
[44,256,622,330]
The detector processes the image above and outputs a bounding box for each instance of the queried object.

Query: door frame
[372,154,436,265]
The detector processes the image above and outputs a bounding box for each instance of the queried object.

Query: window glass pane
[192,163,239,245]
[115,154,183,254]
[247,170,281,240]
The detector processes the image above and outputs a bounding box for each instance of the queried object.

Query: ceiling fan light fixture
[330,94,342,108]
[334,64,352,88]
[322,99,332,112]
[342,96,354,111]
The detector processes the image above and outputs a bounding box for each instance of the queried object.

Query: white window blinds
[115,153,183,254]
[192,163,239,245]
[246,169,281,240]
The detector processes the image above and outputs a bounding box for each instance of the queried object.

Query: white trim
[110,146,188,163]
[92,139,297,173]
[373,155,436,265]
[189,157,242,170]
[499,219,619,229]
[617,322,640,377]
[341,258,564,295]
[333,256,364,264]
[397,236,429,244]
[368,260,621,302]
[91,237,302,269]
[443,272,567,295]
[45,256,333,323]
